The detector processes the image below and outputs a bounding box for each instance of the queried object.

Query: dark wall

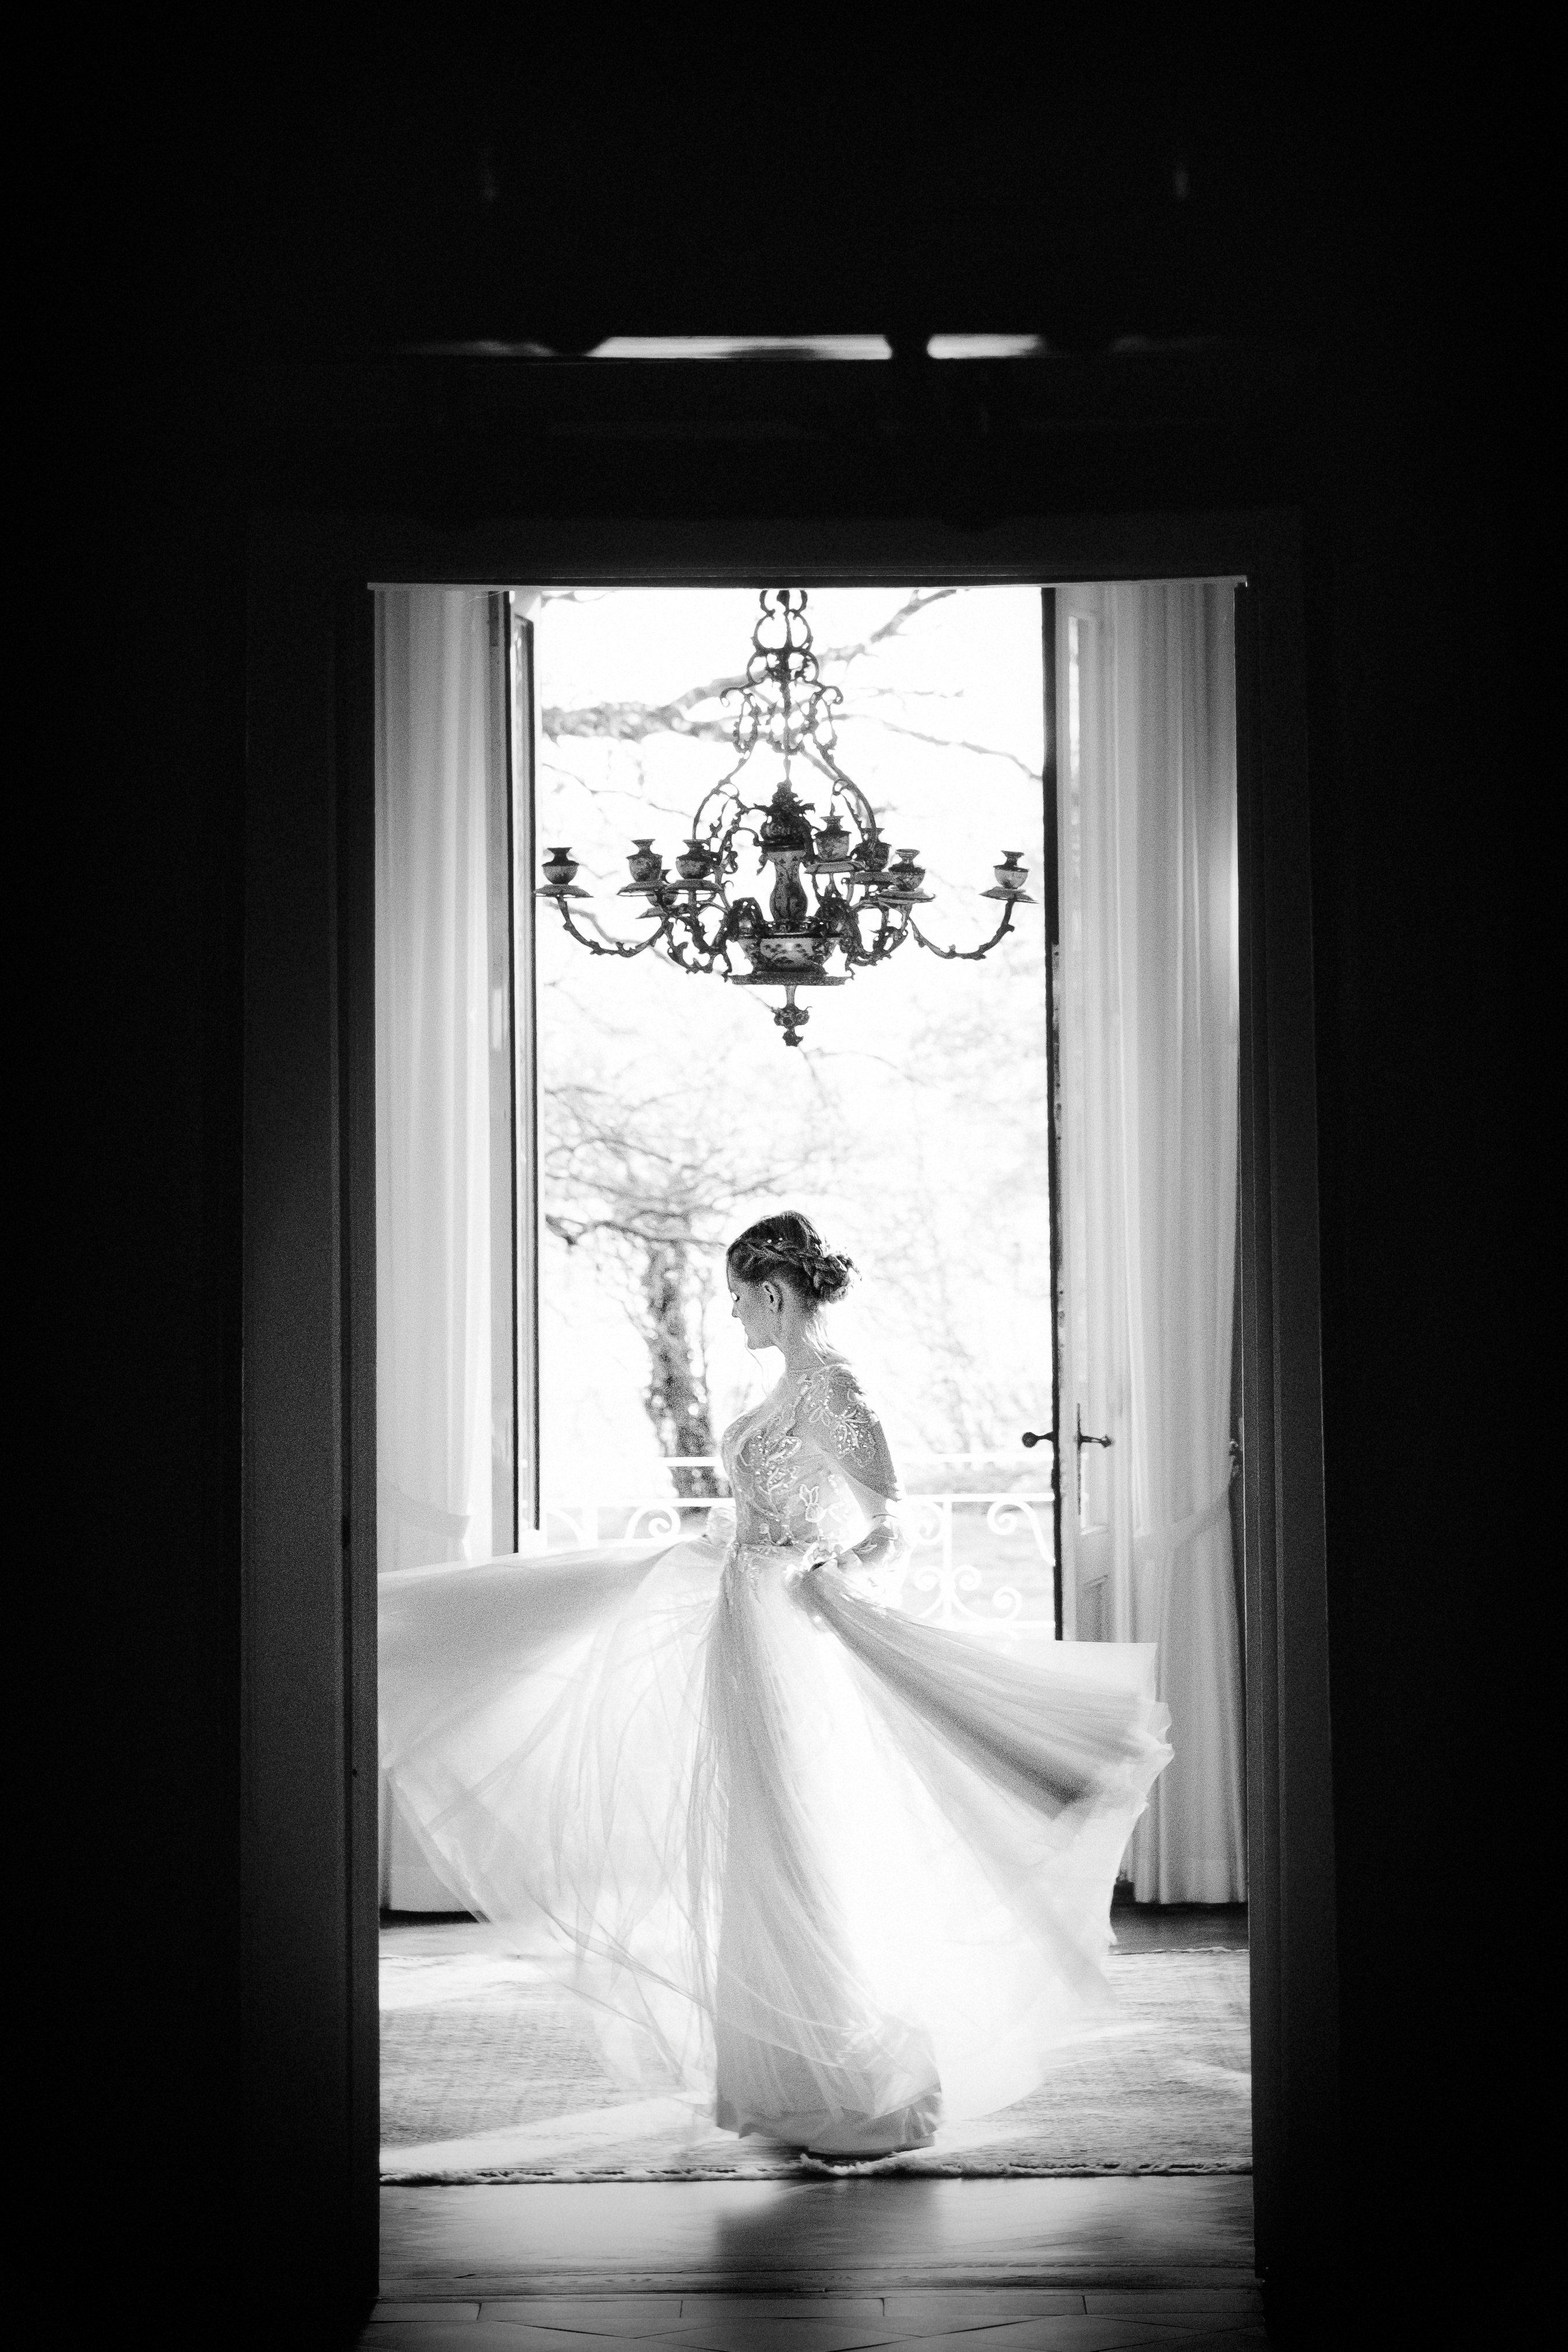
[78,32,1517,2345]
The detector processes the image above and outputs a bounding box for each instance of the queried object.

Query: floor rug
[381,1923,1250,2183]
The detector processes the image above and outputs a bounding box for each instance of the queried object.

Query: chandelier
[537,588,1034,1047]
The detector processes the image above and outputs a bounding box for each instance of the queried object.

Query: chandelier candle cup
[537,587,1033,1043]
[617,839,672,898]
[982,852,1036,903]
[874,848,934,904]
[811,813,854,871]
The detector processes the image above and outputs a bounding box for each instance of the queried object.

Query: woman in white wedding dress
[379,1211,1171,2159]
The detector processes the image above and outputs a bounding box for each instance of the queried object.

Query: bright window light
[926,335,1047,359]
[587,335,893,360]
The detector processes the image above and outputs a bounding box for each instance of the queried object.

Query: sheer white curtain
[375,587,510,1906]
[1058,582,1246,1904]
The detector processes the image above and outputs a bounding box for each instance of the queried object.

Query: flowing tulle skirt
[379,1532,1171,2154]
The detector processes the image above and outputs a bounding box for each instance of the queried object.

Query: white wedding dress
[379,1360,1172,2155]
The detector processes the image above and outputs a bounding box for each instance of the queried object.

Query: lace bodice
[719,1360,902,1558]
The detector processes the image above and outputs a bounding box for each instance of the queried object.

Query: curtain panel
[375,587,512,1905]
[1058,582,1246,1905]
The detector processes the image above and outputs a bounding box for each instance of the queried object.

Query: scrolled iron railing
[539,1453,1057,1638]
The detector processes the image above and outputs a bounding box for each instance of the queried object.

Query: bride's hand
[784,1541,839,1584]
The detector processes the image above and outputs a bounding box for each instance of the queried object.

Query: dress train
[380,1517,1171,2153]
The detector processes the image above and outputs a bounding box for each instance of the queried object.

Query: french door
[1050,589,1133,1644]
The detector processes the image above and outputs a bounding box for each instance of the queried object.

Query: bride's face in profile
[728,1270,778,1352]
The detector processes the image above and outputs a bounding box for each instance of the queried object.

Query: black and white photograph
[65,22,1526,2352]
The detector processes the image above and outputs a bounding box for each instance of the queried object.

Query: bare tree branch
[540,589,959,744]
[541,676,743,746]
[839,715,1041,780]
[816,587,958,667]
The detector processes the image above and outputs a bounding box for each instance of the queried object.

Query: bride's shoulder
[795,1358,884,1435]
[796,1356,868,1405]
[794,1360,900,1488]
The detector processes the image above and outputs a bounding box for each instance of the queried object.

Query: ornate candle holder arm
[544,894,671,960]
[860,904,913,966]
[910,852,1034,960]
[910,897,1019,962]
[665,892,741,972]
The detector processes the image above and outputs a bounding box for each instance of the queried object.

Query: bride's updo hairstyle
[727,1211,856,1307]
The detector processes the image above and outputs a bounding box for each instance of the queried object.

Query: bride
[379,1210,1171,2159]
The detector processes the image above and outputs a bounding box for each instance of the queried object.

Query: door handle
[1073,1406,1113,1521]
[1023,1413,1114,1451]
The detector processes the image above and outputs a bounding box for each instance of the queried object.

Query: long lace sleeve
[794,1365,908,1586]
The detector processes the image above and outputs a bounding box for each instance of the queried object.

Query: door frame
[242,508,1333,2311]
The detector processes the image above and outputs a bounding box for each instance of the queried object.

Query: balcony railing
[539,1455,1057,1638]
